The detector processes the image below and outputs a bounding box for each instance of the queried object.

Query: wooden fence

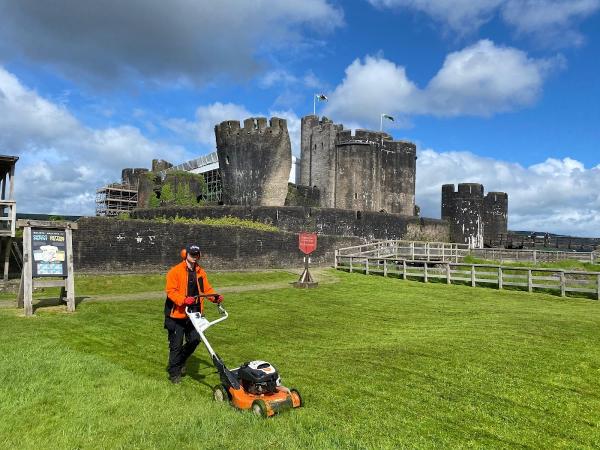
[471,248,597,264]
[336,240,597,264]
[337,240,470,262]
[334,254,600,300]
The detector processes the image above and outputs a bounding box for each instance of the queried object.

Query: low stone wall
[131,205,450,242]
[73,217,363,273]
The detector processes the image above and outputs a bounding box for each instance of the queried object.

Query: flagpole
[380,114,383,131]
[313,95,316,115]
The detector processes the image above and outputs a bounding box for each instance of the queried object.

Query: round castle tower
[441,183,485,247]
[215,117,292,206]
[300,116,417,215]
[441,184,508,247]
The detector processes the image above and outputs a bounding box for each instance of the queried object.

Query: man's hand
[214,294,224,304]
[184,296,195,305]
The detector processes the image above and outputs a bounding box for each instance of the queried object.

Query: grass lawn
[1,270,599,448]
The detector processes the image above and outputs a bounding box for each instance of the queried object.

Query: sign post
[17,219,77,316]
[293,232,318,288]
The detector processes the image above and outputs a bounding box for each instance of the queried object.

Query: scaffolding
[201,168,222,202]
[96,183,138,216]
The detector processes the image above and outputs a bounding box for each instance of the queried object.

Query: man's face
[186,252,200,264]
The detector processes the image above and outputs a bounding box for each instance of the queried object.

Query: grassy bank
[1,270,599,448]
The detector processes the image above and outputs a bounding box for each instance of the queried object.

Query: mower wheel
[251,399,268,418]
[212,385,229,403]
[290,388,303,407]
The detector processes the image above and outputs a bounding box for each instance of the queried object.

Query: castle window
[354,193,358,200]
[225,156,230,165]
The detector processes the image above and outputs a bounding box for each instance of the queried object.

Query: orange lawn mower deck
[186,295,303,418]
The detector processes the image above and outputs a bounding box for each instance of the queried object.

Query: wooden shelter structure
[0,155,18,280]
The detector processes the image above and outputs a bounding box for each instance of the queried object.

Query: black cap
[186,244,201,256]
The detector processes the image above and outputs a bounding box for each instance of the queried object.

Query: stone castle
[113,114,508,247]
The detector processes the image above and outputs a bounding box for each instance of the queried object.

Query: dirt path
[0,268,340,308]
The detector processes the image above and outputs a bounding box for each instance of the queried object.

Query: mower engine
[236,360,280,395]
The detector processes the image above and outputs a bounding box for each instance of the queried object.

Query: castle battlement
[485,192,508,202]
[336,129,392,145]
[457,183,484,197]
[215,117,287,138]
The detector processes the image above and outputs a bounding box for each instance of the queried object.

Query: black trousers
[165,317,201,377]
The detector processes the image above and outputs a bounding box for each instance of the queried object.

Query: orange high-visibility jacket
[165,260,215,319]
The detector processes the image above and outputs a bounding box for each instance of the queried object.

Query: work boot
[169,373,182,384]
[181,365,187,376]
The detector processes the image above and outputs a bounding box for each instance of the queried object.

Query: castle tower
[484,191,508,246]
[121,168,149,187]
[215,117,292,206]
[300,115,343,207]
[299,116,416,215]
[334,130,416,214]
[441,183,485,247]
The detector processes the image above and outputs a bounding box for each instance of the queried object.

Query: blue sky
[0,0,599,236]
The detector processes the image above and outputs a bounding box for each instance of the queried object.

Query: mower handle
[186,294,227,316]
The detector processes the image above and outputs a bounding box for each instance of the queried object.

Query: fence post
[403,260,407,280]
[597,274,600,301]
[471,265,475,287]
[560,271,565,297]
[365,258,369,275]
[334,250,338,269]
[446,263,451,284]
[349,257,353,273]
[424,262,428,283]
[498,267,503,290]
[533,250,537,264]
[426,244,430,262]
[528,269,532,292]
[383,259,387,277]
[442,245,445,262]
[411,242,415,260]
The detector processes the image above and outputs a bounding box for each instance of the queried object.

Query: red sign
[298,232,317,255]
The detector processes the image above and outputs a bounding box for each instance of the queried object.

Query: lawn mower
[186,294,302,418]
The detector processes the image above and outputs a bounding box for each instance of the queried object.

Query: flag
[382,114,394,122]
[316,94,328,102]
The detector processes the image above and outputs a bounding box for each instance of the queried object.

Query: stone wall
[215,117,292,206]
[73,217,362,272]
[131,205,450,242]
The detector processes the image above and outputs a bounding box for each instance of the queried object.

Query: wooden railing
[336,240,598,265]
[0,200,16,237]
[336,240,471,262]
[334,255,600,300]
[471,248,596,264]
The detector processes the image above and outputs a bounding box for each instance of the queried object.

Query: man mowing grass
[164,244,223,384]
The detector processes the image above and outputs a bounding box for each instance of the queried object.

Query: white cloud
[324,40,561,125]
[0,0,343,87]
[323,55,419,126]
[502,0,600,47]
[369,0,600,46]
[0,67,185,215]
[417,149,600,236]
[369,0,503,33]
[424,40,563,116]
